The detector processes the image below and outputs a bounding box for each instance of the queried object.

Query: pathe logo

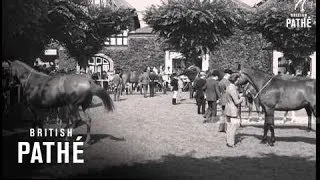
[294,0,307,13]
[286,0,314,29]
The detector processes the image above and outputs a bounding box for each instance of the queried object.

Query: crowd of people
[189,69,245,148]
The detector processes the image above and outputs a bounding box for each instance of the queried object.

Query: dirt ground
[2,91,316,179]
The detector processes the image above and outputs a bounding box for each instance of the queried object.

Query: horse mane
[242,67,273,77]
[14,60,49,77]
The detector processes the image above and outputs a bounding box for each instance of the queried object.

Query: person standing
[225,73,245,147]
[149,71,158,97]
[112,69,122,101]
[217,69,232,132]
[170,73,179,105]
[140,68,150,98]
[163,66,171,93]
[193,71,207,114]
[203,72,221,123]
[177,75,184,103]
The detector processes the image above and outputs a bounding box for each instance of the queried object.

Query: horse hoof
[268,142,274,147]
[260,140,267,144]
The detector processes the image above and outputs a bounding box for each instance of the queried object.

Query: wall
[101,34,165,72]
[209,30,272,72]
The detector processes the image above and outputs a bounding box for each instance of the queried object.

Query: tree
[144,0,250,65]
[2,0,136,67]
[2,0,50,64]
[248,0,316,64]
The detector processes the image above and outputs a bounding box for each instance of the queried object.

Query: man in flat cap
[218,69,233,132]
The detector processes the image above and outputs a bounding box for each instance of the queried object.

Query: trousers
[226,116,240,147]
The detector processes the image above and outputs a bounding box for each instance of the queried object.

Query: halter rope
[253,75,275,99]
[23,69,34,92]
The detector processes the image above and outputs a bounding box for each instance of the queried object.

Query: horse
[122,70,142,94]
[7,60,114,145]
[243,83,263,121]
[237,67,316,146]
[180,66,225,98]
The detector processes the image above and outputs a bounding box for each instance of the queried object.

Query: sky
[125,0,262,27]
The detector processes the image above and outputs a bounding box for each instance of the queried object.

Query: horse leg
[248,102,252,120]
[27,106,40,129]
[261,109,271,144]
[265,109,276,146]
[82,107,92,146]
[283,111,289,122]
[305,106,312,131]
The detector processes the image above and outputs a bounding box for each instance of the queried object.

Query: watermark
[286,0,314,29]
[18,128,84,164]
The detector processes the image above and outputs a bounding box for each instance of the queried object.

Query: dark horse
[243,83,263,120]
[122,70,142,94]
[7,60,114,145]
[237,67,316,146]
[179,65,225,98]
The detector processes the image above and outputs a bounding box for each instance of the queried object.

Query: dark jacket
[193,78,206,99]
[140,72,150,85]
[170,78,179,91]
[218,78,230,106]
[203,77,221,101]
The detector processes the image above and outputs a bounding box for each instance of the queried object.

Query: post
[310,52,316,79]
[272,50,283,75]
[165,51,172,74]
[310,52,316,130]
[202,53,209,71]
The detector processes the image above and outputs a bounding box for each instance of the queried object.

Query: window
[89,58,94,64]
[104,30,129,46]
[96,57,102,64]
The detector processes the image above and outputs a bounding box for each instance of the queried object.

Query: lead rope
[23,69,34,93]
[253,76,275,99]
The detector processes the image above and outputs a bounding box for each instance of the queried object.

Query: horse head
[5,60,23,87]
[180,65,201,82]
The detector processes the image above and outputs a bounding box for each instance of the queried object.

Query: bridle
[7,62,34,92]
[240,72,275,99]
[23,69,34,92]
[253,75,275,99]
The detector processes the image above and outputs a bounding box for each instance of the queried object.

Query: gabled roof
[130,26,153,34]
[114,0,134,9]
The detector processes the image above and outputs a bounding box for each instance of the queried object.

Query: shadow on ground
[237,133,316,145]
[2,130,316,180]
[65,153,316,180]
[245,124,315,132]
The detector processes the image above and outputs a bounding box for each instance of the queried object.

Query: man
[218,69,232,132]
[112,69,122,101]
[203,71,221,123]
[149,71,158,97]
[140,68,150,98]
[163,66,171,93]
[177,75,184,103]
[170,73,179,105]
[193,71,207,114]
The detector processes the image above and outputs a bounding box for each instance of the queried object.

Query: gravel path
[2,92,316,179]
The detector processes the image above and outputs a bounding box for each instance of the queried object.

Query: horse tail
[90,82,114,112]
